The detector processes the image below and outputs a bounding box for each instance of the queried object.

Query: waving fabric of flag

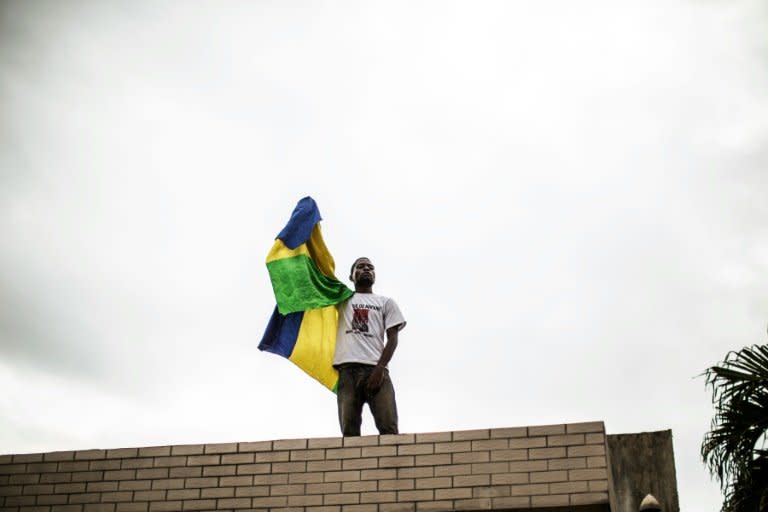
[258,197,353,392]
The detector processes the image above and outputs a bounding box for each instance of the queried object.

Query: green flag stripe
[267,253,353,314]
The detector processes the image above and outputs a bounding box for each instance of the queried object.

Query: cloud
[1,0,767,509]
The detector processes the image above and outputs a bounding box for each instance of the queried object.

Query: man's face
[351,258,375,287]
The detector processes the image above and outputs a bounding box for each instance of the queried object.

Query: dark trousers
[336,363,398,436]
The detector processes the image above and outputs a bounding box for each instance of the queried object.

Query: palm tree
[702,344,768,512]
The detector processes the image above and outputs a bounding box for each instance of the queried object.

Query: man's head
[350,257,375,289]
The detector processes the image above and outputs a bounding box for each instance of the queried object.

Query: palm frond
[702,344,768,512]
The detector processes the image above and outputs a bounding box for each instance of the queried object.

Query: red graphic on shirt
[351,307,370,333]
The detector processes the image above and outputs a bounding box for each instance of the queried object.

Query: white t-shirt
[333,292,406,366]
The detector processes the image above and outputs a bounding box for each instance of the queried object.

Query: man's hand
[367,326,399,394]
[366,365,385,394]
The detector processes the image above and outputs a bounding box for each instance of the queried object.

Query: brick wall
[0,422,609,512]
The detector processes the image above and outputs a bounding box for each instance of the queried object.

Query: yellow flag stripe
[306,224,337,279]
[288,305,340,391]
[266,239,310,263]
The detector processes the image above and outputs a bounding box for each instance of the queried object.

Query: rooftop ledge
[0,422,679,512]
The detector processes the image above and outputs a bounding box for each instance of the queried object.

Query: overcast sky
[1,0,767,509]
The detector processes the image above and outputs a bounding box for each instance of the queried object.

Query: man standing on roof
[333,257,406,436]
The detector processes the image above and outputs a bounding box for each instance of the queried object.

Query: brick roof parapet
[0,422,609,512]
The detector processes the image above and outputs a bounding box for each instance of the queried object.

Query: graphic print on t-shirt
[351,307,369,333]
[347,303,383,338]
